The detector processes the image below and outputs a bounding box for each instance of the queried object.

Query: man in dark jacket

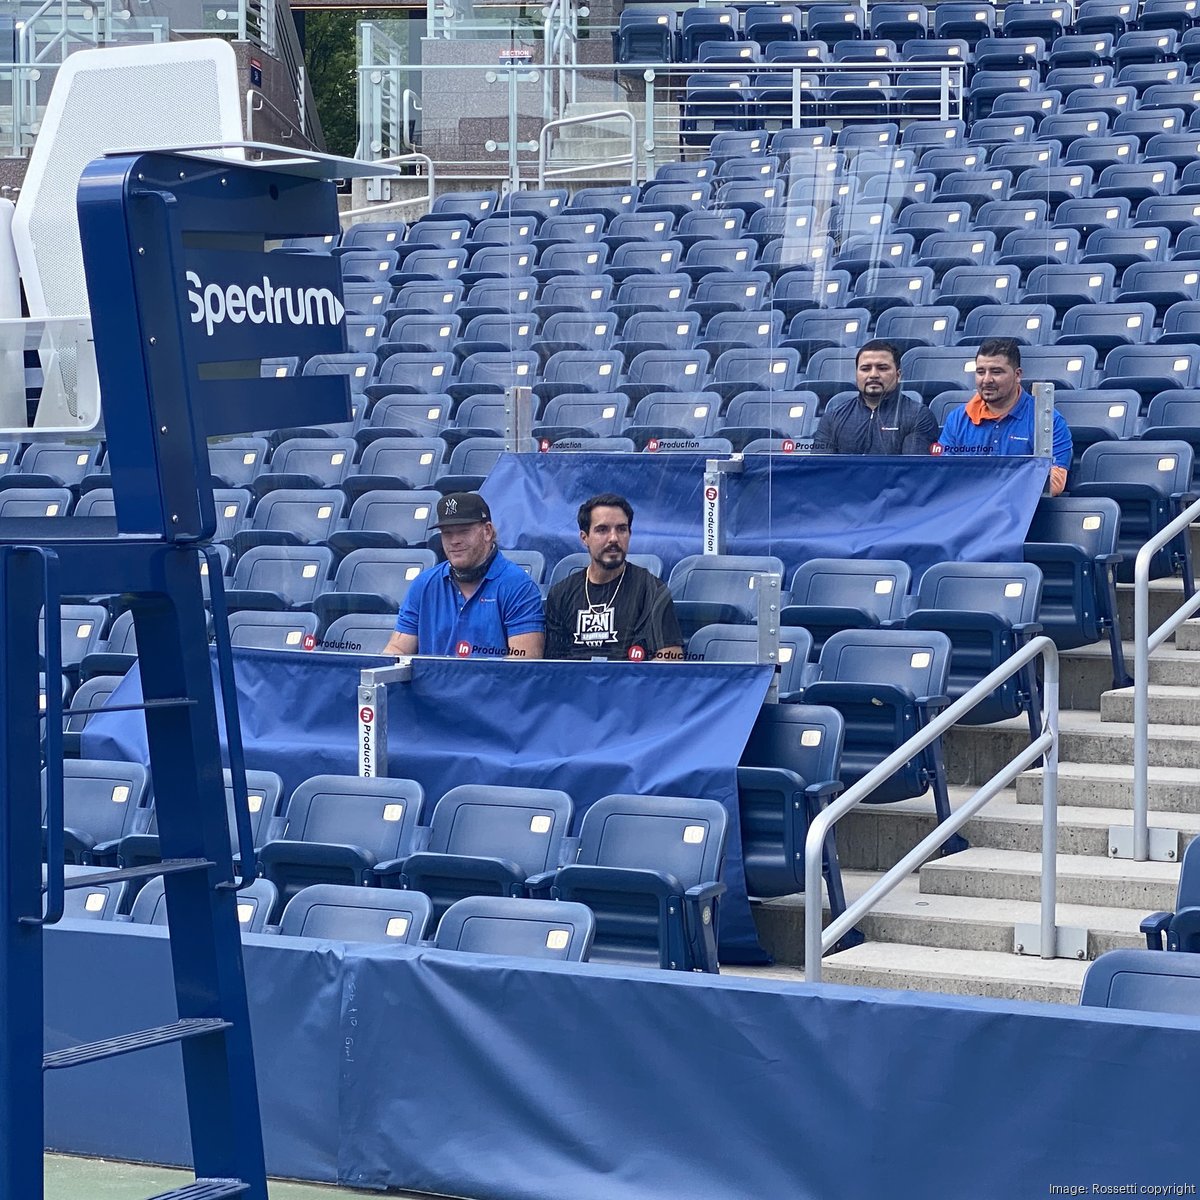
[812,339,940,455]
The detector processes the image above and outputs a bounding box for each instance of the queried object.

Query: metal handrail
[804,636,1060,981]
[340,152,436,221]
[538,109,637,187]
[1132,494,1200,861]
[244,88,300,144]
[402,89,422,152]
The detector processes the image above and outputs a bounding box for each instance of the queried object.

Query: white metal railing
[340,152,436,222]
[804,637,1061,981]
[402,88,422,153]
[542,0,581,121]
[538,109,636,187]
[5,62,59,158]
[1130,497,1200,863]
[244,87,302,145]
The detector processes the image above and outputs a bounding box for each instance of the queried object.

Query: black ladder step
[43,1017,232,1070]
[147,1180,249,1200]
[60,858,215,890]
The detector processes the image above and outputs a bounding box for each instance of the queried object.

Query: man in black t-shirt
[545,493,684,662]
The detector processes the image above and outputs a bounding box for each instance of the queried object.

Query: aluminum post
[505,384,534,450]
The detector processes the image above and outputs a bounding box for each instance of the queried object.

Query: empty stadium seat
[377,784,575,922]
[687,622,813,696]
[131,875,278,933]
[667,554,785,639]
[54,865,128,921]
[1080,947,1200,1013]
[258,775,425,917]
[45,758,150,865]
[224,546,335,613]
[432,895,596,961]
[552,793,728,972]
[781,558,912,654]
[226,609,320,652]
[277,883,432,944]
[309,548,436,629]
[1141,835,1200,951]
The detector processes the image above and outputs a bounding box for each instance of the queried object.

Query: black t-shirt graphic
[545,563,684,661]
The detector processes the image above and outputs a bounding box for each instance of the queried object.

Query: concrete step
[548,136,639,161]
[731,943,1088,1004]
[1019,760,1200,818]
[1176,618,1200,651]
[754,871,1148,962]
[1057,640,1200,710]
[945,709,1200,781]
[841,789,1199,867]
[1101,683,1200,725]
[1115,577,1186,631]
[918,847,1180,909]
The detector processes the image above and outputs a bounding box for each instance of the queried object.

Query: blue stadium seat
[535,393,630,441]
[231,488,345,558]
[44,758,150,865]
[872,1,928,40]
[1102,342,1200,408]
[781,558,912,654]
[498,188,568,220]
[681,73,752,145]
[1022,495,1127,682]
[362,396,452,441]
[746,2,802,47]
[1019,344,1098,391]
[1023,262,1116,319]
[1080,947,1200,1013]
[1038,110,1111,149]
[321,613,398,656]
[552,793,728,972]
[1048,32,1114,69]
[348,437,446,495]
[342,220,406,251]
[0,486,73,518]
[903,562,1044,731]
[688,622,813,695]
[62,674,123,758]
[309,547,436,629]
[628,390,720,437]
[278,883,432,944]
[896,199,973,242]
[722,390,819,439]
[1004,0,1072,39]
[388,280,464,319]
[1142,391,1200,485]
[611,274,692,327]
[437,436,527,494]
[615,7,677,64]
[771,268,851,319]
[52,865,128,921]
[17,442,102,488]
[1075,0,1137,38]
[1141,835,1200,951]
[1059,303,1157,355]
[258,775,425,918]
[1071,440,1196,590]
[43,604,108,686]
[465,214,540,252]
[429,190,499,225]
[378,784,574,921]
[807,2,865,43]
[401,218,471,253]
[263,437,357,492]
[131,875,278,933]
[338,248,400,285]
[433,895,596,961]
[1061,83,1136,119]
[364,352,456,402]
[383,313,462,356]
[680,6,739,59]
[1052,196,1131,242]
[667,553,785,638]
[798,629,962,849]
[568,185,639,220]
[1055,390,1142,463]
[1118,262,1200,321]
[698,38,762,64]
[933,0,994,44]
[226,609,320,652]
[224,545,335,612]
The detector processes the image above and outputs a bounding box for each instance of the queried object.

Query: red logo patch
[359,706,374,723]
[627,644,646,661]
[302,634,317,651]
[782,438,796,453]
[704,486,718,501]
[647,438,660,452]
[539,438,551,452]
[456,641,472,657]
[930,442,944,456]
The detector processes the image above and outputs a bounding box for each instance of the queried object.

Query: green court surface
[44,1154,460,1199]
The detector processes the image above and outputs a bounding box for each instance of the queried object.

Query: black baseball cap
[432,491,492,529]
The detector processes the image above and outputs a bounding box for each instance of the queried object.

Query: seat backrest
[913,562,1042,624]
[330,548,436,605]
[277,775,424,860]
[432,895,595,961]
[226,610,320,651]
[322,614,400,656]
[1074,440,1194,494]
[687,622,812,692]
[1079,947,1200,1013]
[816,628,953,696]
[48,758,150,845]
[667,554,785,605]
[788,558,912,621]
[131,875,278,933]
[575,794,728,889]
[57,865,128,921]
[345,489,441,542]
[278,882,433,944]
[229,546,334,606]
[1024,494,1122,557]
[426,784,574,875]
[740,701,845,785]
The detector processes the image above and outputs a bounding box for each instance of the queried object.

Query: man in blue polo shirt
[383,492,544,658]
[936,337,1073,495]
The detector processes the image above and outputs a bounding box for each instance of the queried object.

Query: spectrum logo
[186,271,345,337]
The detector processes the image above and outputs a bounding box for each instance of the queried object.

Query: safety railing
[804,636,1061,981]
[538,108,637,187]
[245,87,302,145]
[339,152,436,223]
[402,88,422,153]
[4,62,59,158]
[1129,496,1200,863]
[356,58,966,182]
[543,0,582,121]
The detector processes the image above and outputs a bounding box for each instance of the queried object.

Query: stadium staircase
[749,580,1196,1004]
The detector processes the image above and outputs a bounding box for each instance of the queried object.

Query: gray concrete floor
[44,1154,460,1199]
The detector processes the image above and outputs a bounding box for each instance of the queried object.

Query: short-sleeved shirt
[545,563,683,661]
[936,389,1073,469]
[812,390,941,455]
[394,551,544,657]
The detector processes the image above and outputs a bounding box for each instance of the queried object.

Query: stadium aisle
[44,1154,460,1198]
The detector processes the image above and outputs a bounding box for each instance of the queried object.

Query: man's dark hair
[578,493,634,533]
[976,337,1022,368]
[855,339,902,369]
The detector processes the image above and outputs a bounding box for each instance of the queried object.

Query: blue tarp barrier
[82,651,774,962]
[45,921,1200,1199]
[483,452,1049,580]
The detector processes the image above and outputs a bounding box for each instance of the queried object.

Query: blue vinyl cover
[44,921,1200,1199]
[82,650,774,961]
[483,452,1050,579]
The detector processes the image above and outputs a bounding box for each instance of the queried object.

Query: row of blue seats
[59,871,599,962]
[620,1,1200,54]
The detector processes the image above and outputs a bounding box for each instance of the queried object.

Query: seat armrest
[89,838,124,867]
[400,851,527,894]
[554,863,684,900]
[1140,910,1172,950]
[258,839,377,879]
[1012,621,1043,637]
[525,869,558,898]
[684,881,726,904]
[915,694,951,711]
[804,779,844,805]
[374,856,408,882]
[1167,905,1200,952]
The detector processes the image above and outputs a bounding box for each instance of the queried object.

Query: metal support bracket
[504,385,534,450]
[1108,824,1179,863]
[702,455,742,557]
[358,660,413,778]
[754,572,782,703]
[1014,922,1089,961]
[1031,380,1055,484]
